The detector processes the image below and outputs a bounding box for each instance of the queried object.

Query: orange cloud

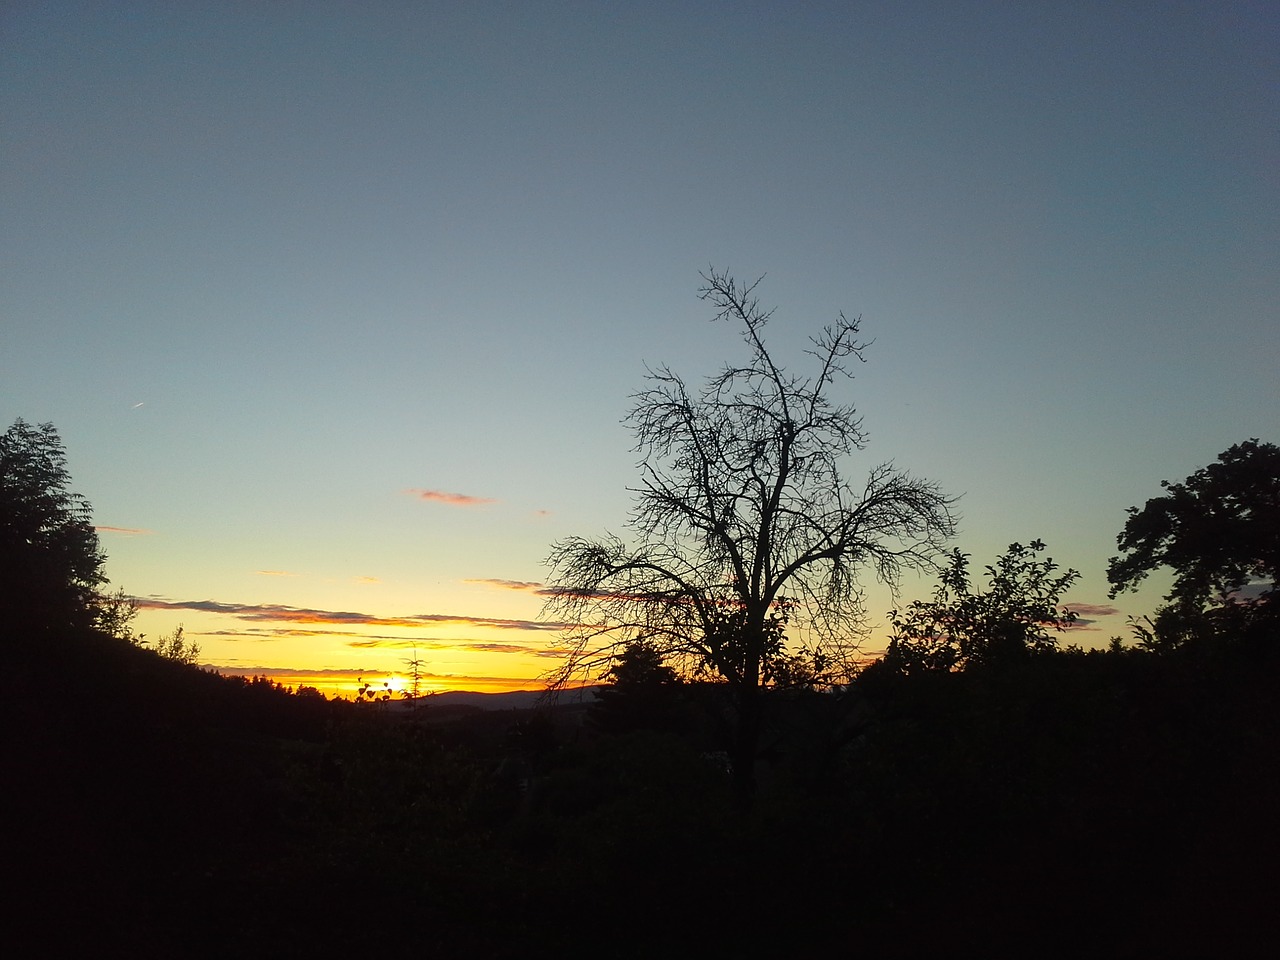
[95,525,153,536]
[406,488,497,507]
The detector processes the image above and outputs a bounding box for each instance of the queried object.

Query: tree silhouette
[94,585,141,642]
[1108,439,1280,640]
[152,624,201,665]
[1,419,106,634]
[543,270,956,795]
[590,639,684,734]
[885,540,1080,673]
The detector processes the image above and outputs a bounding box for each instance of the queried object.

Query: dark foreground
[5,626,1277,958]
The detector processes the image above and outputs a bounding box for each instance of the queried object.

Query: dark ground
[5,626,1277,958]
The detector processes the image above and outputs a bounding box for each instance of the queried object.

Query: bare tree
[543,270,956,796]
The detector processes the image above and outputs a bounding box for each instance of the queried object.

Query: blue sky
[3,1,1276,695]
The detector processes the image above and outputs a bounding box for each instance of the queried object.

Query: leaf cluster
[1107,439,1280,612]
[886,540,1080,673]
[152,624,201,665]
[1,418,106,631]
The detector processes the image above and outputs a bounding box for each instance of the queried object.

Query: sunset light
[5,4,1275,952]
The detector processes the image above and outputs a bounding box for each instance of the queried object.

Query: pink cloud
[406,488,497,507]
[465,578,546,592]
[95,525,153,536]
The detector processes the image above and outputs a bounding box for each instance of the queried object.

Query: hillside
[5,623,1279,957]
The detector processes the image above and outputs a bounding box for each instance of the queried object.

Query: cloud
[462,579,654,603]
[95,525,153,536]
[1063,619,1103,632]
[355,576,380,584]
[465,578,546,592]
[135,597,417,627]
[1058,602,1123,631]
[255,569,297,577]
[346,637,570,657]
[190,625,572,658]
[411,612,570,631]
[405,488,497,507]
[1063,602,1121,618]
[135,596,571,633]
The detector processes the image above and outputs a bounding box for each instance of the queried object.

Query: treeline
[7,601,1276,956]
[3,417,1277,956]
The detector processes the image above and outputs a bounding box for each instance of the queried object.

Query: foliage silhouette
[544,270,956,796]
[93,585,140,641]
[589,639,687,734]
[7,421,1275,955]
[9,611,1277,956]
[152,623,201,664]
[1108,439,1280,645]
[884,540,1080,673]
[0,418,106,633]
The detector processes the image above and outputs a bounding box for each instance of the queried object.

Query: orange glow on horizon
[207,666,554,701]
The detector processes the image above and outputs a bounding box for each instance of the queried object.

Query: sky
[3,1,1276,698]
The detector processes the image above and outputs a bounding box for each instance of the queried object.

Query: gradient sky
[3,1,1276,697]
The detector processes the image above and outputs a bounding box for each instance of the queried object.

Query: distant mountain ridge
[390,686,602,711]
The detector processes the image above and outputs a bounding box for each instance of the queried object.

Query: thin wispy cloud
[95,525,153,536]
[136,596,570,632]
[412,612,567,631]
[465,578,546,592]
[463,579,644,602]
[1058,602,1123,631]
[193,628,435,643]
[355,576,380,584]
[255,569,297,577]
[405,488,497,507]
[346,638,567,657]
[1064,603,1121,618]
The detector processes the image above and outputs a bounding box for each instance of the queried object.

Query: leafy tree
[1107,440,1280,637]
[885,540,1080,673]
[95,586,141,642]
[1,419,106,633]
[152,624,201,665]
[544,270,956,795]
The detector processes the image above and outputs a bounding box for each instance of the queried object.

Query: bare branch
[541,270,957,793]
